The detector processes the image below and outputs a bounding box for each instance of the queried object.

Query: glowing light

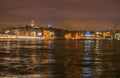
[64,33,72,39]
[85,31,92,36]
[47,24,52,28]
[31,20,35,27]
[37,32,42,36]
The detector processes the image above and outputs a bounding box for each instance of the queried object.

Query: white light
[37,32,42,36]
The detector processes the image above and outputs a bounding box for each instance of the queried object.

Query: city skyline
[0,0,120,30]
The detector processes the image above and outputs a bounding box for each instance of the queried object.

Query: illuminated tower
[31,20,35,27]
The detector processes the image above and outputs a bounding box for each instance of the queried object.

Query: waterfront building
[0,24,119,40]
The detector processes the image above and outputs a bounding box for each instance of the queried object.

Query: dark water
[0,39,120,78]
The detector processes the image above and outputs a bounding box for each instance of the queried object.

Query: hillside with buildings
[0,24,120,40]
[0,20,120,40]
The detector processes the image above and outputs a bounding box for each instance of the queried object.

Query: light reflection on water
[0,39,120,78]
[82,40,93,78]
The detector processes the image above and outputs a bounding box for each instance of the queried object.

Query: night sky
[0,0,120,30]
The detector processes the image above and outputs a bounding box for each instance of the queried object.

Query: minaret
[113,24,117,39]
[114,24,117,31]
[114,24,117,39]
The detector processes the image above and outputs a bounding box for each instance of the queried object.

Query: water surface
[0,39,120,78]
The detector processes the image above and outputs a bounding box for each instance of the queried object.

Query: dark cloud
[0,0,120,30]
